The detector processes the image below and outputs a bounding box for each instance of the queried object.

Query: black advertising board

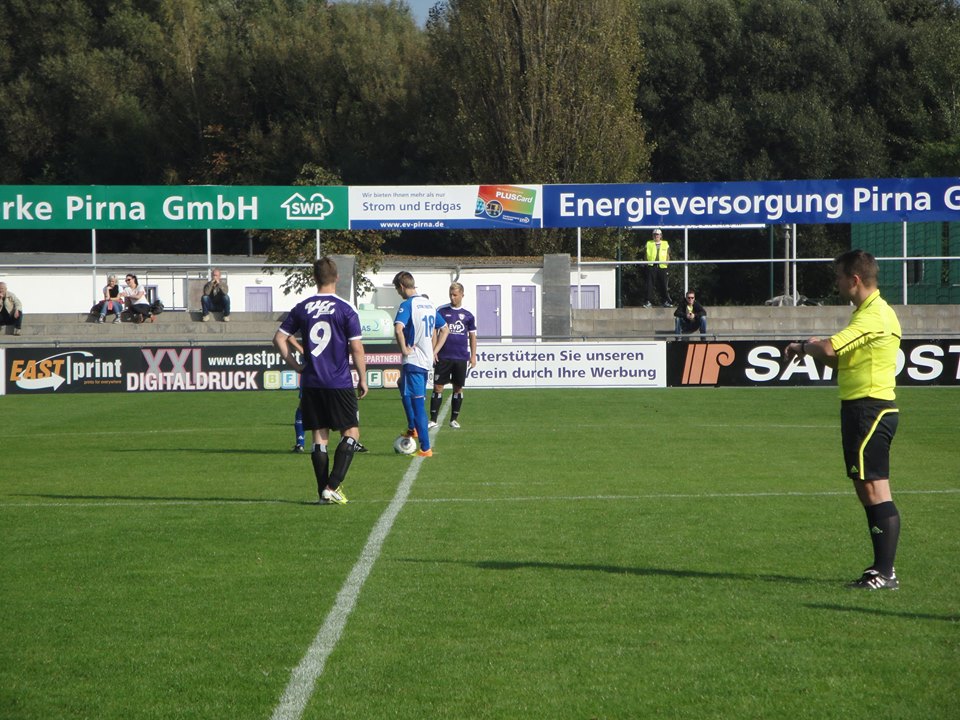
[667,339,960,387]
[3,339,957,394]
[2,344,404,395]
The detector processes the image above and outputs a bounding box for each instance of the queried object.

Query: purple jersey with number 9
[278,293,362,389]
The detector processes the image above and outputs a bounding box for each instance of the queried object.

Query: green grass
[1,388,958,719]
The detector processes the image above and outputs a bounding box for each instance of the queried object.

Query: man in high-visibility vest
[643,228,672,308]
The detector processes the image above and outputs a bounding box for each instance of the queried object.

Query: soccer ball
[393,435,417,455]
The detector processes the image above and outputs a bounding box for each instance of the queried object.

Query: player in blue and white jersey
[393,271,448,456]
[274,257,368,504]
[429,282,477,430]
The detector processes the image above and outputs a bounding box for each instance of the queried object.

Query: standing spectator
[393,271,449,457]
[674,290,708,340]
[644,228,672,308]
[201,268,231,322]
[429,282,477,429]
[784,249,903,590]
[0,282,23,335]
[274,257,368,505]
[122,274,152,323]
[98,274,124,324]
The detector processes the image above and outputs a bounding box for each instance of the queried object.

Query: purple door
[477,285,501,340]
[512,285,536,339]
[570,285,600,310]
[245,286,272,312]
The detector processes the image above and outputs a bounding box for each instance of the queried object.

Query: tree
[420,0,652,255]
[261,163,391,297]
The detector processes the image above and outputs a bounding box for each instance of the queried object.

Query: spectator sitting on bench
[123,273,153,323]
[0,281,23,335]
[201,268,231,322]
[674,290,707,340]
[97,274,124,323]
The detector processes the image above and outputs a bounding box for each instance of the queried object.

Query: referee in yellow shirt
[785,249,902,590]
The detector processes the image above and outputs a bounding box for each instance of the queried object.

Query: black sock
[451,392,463,420]
[865,501,900,577]
[311,448,329,498]
[430,392,442,422]
[329,437,358,489]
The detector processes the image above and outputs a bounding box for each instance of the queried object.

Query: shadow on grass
[398,558,830,586]
[14,493,316,506]
[804,603,960,623]
[108,448,291,455]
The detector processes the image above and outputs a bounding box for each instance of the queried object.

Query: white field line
[2,488,957,510]
[268,400,450,720]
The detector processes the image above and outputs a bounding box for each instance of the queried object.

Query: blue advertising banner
[543,177,960,227]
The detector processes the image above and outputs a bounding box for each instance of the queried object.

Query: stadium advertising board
[543,177,960,227]
[467,342,666,389]
[668,339,960,387]
[348,185,542,230]
[0,186,349,230]
[5,340,956,395]
[2,344,405,395]
[3,178,957,230]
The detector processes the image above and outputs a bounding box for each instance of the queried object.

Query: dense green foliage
[3,0,954,189]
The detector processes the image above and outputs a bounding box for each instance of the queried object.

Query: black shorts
[840,398,898,481]
[300,387,359,432]
[434,359,468,388]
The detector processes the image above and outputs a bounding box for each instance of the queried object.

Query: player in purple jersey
[393,271,448,457]
[274,257,368,505]
[429,282,477,430]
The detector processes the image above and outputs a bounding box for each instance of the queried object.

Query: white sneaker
[427,421,438,429]
[222,316,230,322]
[449,420,460,429]
[320,487,348,505]
[202,315,211,322]
[98,316,105,323]
[114,315,122,323]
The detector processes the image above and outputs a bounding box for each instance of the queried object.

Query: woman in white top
[122,274,152,323]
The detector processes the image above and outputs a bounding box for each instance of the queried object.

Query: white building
[0,252,614,340]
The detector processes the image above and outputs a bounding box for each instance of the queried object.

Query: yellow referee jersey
[830,290,902,401]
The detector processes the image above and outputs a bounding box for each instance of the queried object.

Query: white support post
[791,223,798,306]
[902,221,908,305]
[783,226,791,300]
[683,227,689,294]
[316,229,321,259]
[576,227,582,309]
[91,228,98,303]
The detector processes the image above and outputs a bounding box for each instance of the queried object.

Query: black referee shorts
[840,398,898,481]
[301,387,359,432]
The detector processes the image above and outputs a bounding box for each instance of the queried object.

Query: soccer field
[2,387,958,719]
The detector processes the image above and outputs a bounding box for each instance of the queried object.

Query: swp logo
[281,192,335,221]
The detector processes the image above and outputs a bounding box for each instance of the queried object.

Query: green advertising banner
[0,186,349,229]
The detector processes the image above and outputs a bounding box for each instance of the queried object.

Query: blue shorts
[399,365,428,399]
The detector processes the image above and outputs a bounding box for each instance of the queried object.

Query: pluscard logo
[281,192,335,221]
[681,343,735,385]
[10,351,122,390]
